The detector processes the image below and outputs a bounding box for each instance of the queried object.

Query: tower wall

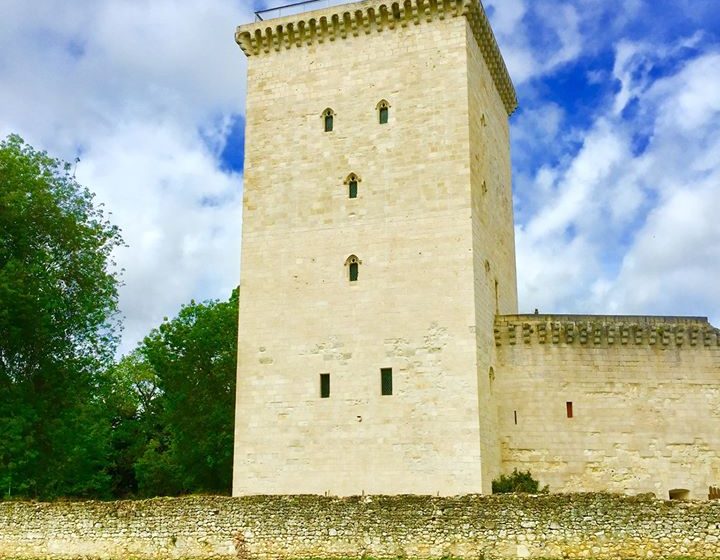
[466,19,519,492]
[233,0,517,496]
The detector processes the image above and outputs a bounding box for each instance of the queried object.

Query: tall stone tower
[233,0,518,496]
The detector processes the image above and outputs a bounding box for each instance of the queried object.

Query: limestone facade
[232,0,720,499]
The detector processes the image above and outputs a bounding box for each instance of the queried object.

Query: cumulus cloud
[0,0,254,354]
[516,44,720,325]
[2,0,720,358]
[484,0,583,83]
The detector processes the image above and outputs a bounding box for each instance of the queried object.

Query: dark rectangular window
[379,107,389,124]
[381,368,392,396]
[320,373,330,398]
[349,180,358,199]
[324,115,333,132]
[349,262,359,282]
[566,401,573,418]
[514,410,517,425]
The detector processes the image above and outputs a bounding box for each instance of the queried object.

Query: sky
[1,0,719,355]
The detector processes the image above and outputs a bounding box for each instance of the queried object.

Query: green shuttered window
[381,368,393,396]
[320,373,330,398]
[379,106,389,124]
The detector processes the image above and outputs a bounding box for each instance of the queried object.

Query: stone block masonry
[2,494,720,559]
[233,0,519,496]
[495,314,720,499]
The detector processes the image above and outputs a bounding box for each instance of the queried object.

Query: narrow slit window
[381,368,393,396]
[514,410,518,425]
[376,100,390,124]
[379,106,389,124]
[566,401,573,418]
[345,254,361,282]
[349,179,358,199]
[320,373,330,398]
[323,109,334,132]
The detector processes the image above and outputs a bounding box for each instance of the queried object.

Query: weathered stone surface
[2,494,720,559]
[233,0,518,497]
[231,0,720,501]
[495,314,720,499]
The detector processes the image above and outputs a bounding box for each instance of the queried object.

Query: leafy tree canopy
[0,134,123,499]
[111,290,238,498]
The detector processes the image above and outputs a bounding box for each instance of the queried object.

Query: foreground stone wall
[2,494,720,559]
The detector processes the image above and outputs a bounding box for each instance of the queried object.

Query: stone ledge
[494,314,720,348]
[235,0,518,116]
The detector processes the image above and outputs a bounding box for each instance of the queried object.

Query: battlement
[235,0,518,115]
[494,314,720,348]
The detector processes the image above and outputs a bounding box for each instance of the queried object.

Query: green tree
[121,290,238,497]
[0,134,122,499]
[103,351,161,498]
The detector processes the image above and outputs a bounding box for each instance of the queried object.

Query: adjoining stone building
[232,0,720,500]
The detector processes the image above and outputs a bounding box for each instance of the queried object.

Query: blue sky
[1,0,719,354]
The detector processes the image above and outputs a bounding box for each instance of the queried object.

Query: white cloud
[0,0,254,354]
[484,0,583,83]
[516,45,720,326]
[78,120,243,353]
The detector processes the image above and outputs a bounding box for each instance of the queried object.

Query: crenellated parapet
[494,314,720,348]
[235,0,518,115]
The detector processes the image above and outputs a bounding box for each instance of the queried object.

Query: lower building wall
[495,315,720,500]
[2,495,720,559]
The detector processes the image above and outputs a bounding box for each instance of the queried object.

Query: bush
[492,469,549,494]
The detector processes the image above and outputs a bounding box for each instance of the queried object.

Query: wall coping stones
[495,314,720,348]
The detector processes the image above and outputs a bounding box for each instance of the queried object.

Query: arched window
[344,173,360,199]
[345,254,361,282]
[322,108,335,132]
[376,99,390,124]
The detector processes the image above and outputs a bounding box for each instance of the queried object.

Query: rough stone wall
[495,314,720,500]
[3,494,720,559]
[233,0,516,496]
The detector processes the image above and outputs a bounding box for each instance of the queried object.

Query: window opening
[494,279,499,314]
[566,401,573,418]
[669,489,690,501]
[345,173,360,199]
[322,108,334,132]
[514,410,518,425]
[320,373,330,398]
[345,255,361,282]
[376,100,391,124]
[381,368,393,395]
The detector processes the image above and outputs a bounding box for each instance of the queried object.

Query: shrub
[492,469,549,494]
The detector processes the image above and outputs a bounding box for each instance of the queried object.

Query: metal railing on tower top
[254,0,487,22]
[255,0,360,22]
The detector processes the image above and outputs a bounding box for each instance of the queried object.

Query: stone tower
[233,0,518,496]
